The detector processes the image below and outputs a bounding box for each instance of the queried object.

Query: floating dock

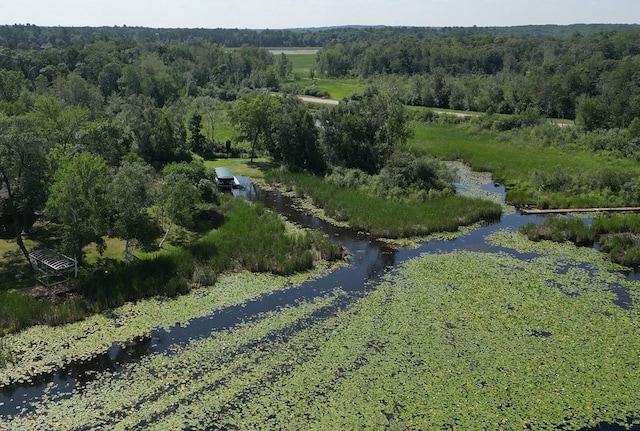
[519,207,640,215]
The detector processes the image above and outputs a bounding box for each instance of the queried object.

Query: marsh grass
[80,249,194,309]
[0,291,91,336]
[521,213,640,267]
[269,171,502,238]
[190,197,341,275]
[520,216,594,246]
[408,122,640,208]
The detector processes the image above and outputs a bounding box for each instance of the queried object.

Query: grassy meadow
[287,52,317,78]
[284,52,365,100]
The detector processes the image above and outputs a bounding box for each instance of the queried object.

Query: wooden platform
[519,207,640,215]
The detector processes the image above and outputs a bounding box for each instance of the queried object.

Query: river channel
[1,173,638,429]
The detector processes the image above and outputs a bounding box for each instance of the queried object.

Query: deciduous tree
[110,161,158,261]
[318,87,410,174]
[0,115,48,265]
[229,92,281,163]
[45,152,111,264]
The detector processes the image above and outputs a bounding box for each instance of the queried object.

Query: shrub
[521,213,640,267]
[192,263,218,287]
[599,234,640,267]
[520,216,593,246]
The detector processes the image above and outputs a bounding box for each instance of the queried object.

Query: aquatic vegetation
[3,290,347,430]
[0,264,338,387]
[3,230,639,429]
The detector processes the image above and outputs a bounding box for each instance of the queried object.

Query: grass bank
[267,171,502,238]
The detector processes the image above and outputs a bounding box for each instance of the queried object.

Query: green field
[283,51,364,100]
[287,53,317,78]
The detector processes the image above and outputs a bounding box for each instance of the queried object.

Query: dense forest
[316,29,640,127]
[1,23,639,127]
[1,23,638,49]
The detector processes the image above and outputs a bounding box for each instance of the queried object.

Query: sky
[2,0,639,29]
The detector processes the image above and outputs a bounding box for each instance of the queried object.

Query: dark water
[0,176,637,429]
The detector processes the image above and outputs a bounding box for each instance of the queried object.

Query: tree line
[316,29,640,129]
[1,23,637,49]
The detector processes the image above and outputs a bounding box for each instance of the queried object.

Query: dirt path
[297,95,339,105]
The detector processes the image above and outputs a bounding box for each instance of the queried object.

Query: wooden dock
[519,207,640,215]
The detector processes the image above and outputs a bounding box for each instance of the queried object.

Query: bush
[521,213,640,267]
[599,234,640,267]
[302,86,330,98]
[520,216,594,246]
[192,263,218,287]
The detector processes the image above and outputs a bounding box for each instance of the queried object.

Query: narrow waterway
[0,175,636,429]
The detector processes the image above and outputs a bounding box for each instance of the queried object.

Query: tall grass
[80,249,195,309]
[0,291,92,336]
[268,171,502,238]
[519,216,594,246]
[190,198,341,275]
